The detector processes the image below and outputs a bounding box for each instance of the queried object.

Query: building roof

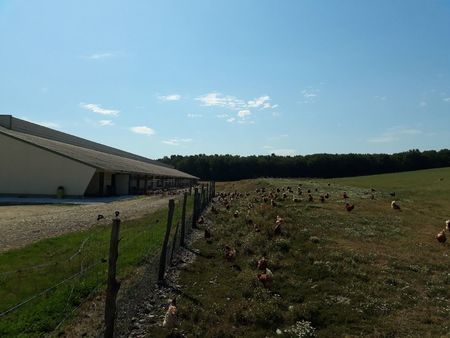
[0,117,198,179]
[0,115,172,168]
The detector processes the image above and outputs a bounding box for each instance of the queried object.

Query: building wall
[0,133,96,196]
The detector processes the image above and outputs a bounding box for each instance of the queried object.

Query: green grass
[148,168,450,337]
[0,196,193,337]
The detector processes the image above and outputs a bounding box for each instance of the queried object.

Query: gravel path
[0,194,181,252]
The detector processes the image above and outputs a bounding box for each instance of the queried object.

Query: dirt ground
[0,194,181,252]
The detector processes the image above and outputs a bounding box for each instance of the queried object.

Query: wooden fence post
[201,185,205,212]
[158,199,175,285]
[104,218,121,338]
[180,192,188,247]
[170,221,180,265]
[192,188,199,229]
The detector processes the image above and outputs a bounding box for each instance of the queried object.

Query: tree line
[159,149,450,181]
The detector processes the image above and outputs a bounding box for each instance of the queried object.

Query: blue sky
[0,0,449,158]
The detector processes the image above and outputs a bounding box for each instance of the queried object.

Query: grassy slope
[149,168,450,337]
[0,196,193,337]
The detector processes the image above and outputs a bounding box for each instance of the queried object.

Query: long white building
[0,115,198,197]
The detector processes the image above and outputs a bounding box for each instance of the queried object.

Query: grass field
[149,168,450,337]
[0,196,193,337]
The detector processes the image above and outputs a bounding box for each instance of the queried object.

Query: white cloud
[80,103,119,116]
[301,88,319,103]
[162,138,193,146]
[237,119,255,125]
[247,96,275,109]
[196,92,245,110]
[226,117,236,123]
[159,94,181,101]
[187,113,203,118]
[98,120,114,126]
[85,52,114,60]
[196,92,279,111]
[368,126,422,143]
[374,95,387,101]
[130,126,155,135]
[269,134,289,140]
[443,97,450,102]
[237,109,251,118]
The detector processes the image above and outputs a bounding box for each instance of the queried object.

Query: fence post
[180,192,188,247]
[104,218,121,338]
[192,188,199,229]
[158,199,175,285]
[170,220,180,265]
[201,185,205,212]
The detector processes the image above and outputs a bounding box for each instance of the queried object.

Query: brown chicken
[257,268,273,289]
[436,230,446,243]
[257,257,268,270]
[225,245,237,261]
[345,203,355,212]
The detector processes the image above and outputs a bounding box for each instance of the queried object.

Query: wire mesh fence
[0,182,215,337]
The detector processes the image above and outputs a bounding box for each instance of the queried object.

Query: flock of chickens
[162,182,449,329]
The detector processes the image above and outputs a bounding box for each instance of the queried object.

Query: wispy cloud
[237,109,251,118]
[162,138,192,146]
[269,134,289,140]
[98,120,114,126]
[130,126,155,135]
[374,95,387,101]
[187,113,203,118]
[196,92,277,111]
[368,126,422,143]
[196,92,245,110]
[80,103,119,116]
[216,113,229,119]
[159,94,181,101]
[300,88,319,103]
[226,117,236,123]
[443,97,450,102]
[85,52,114,60]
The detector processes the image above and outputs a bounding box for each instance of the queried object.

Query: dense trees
[160,149,450,181]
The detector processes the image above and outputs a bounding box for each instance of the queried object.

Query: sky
[0,0,449,159]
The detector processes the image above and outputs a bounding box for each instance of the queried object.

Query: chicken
[274,216,284,235]
[308,194,314,202]
[390,192,396,197]
[345,203,355,212]
[257,268,273,289]
[254,224,261,232]
[197,216,205,224]
[319,195,325,203]
[225,245,237,261]
[114,211,120,218]
[163,298,177,328]
[271,199,277,207]
[257,257,268,270]
[436,230,446,243]
[324,193,329,199]
[343,192,349,199]
[391,201,401,210]
[97,214,104,221]
[233,210,239,218]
